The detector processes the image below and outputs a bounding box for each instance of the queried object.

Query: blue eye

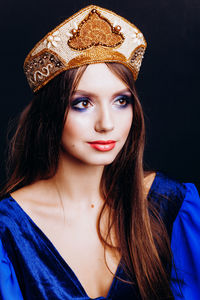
[114,95,132,108]
[71,98,92,111]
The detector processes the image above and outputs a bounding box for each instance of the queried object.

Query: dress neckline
[7,172,159,299]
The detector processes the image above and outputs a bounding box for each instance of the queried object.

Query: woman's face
[61,63,133,166]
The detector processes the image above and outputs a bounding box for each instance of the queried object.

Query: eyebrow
[72,88,132,98]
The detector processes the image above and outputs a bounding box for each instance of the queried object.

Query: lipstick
[88,140,116,151]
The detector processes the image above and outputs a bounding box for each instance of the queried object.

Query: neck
[51,150,105,209]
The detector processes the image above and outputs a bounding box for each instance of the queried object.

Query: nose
[94,104,114,133]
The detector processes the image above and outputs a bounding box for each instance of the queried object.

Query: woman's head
[61,63,134,166]
[4,62,144,192]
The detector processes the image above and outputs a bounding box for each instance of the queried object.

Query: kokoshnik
[23,5,147,93]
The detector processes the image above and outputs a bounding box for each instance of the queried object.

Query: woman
[0,5,199,300]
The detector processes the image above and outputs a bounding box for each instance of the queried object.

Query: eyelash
[71,95,132,111]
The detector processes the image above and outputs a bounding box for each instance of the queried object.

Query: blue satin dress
[0,172,199,299]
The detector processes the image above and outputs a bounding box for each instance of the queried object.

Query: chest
[25,204,121,298]
[53,221,121,297]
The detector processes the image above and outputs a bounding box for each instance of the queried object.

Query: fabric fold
[171,183,200,299]
[0,239,23,300]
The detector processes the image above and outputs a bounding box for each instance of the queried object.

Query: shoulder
[144,170,188,207]
[149,171,188,200]
[0,196,20,235]
[147,171,199,236]
[0,196,22,254]
[10,179,56,212]
[0,194,35,244]
[0,196,16,219]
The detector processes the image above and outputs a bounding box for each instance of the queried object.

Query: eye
[114,95,132,107]
[71,98,92,111]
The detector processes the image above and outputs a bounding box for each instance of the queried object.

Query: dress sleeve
[170,183,200,300]
[0,239,23,300]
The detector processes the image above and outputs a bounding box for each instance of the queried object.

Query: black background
[1,0,200,191]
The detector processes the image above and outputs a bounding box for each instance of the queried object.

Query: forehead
[75,63,129,93]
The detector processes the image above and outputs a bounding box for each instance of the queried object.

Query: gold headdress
[24,5,147,93]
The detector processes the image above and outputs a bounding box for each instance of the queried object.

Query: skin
[61,63,133,166]
[11,63,156,298]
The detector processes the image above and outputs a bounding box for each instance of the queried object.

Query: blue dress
[0,172,199,299]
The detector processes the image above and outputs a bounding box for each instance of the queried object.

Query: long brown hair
[1,63,173,299]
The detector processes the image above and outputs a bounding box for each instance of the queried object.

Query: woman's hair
[1,63,173,299]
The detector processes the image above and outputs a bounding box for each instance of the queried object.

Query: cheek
[118,108,133,137]
[62,112,91,144]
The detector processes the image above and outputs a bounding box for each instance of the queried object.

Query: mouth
[88,140,116,151]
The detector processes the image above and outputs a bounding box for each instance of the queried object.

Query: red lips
[88,140,116,151]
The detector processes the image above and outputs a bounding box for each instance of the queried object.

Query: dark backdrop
[1,0,200,191]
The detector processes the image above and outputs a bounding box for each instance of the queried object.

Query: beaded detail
[24,5,147,92]
[129,46,145,73]
[24,51,65,91]
[45,31,61,49]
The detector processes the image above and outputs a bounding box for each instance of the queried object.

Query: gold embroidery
[68,9,124,51]
[68,46,127,66]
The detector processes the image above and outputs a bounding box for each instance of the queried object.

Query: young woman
[0,5,199,300]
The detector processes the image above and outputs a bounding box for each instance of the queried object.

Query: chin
[73,152,118,166]
[89,159,115,166]
[85,152,120,166]
[61,145,121,166]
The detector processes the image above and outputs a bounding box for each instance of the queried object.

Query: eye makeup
[70,97,92,111]
[70,94,133,111]
[113,95,133,108]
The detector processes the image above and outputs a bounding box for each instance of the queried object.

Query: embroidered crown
[24,5,147,93]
